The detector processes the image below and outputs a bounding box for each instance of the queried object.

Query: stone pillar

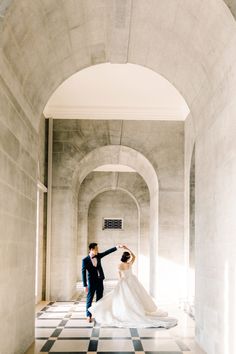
[50,187,77,300]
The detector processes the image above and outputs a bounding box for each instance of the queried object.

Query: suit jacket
[82,247,117,287]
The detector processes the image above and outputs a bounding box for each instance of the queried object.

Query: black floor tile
[130,328,139,337]
[133,339,144,351]
[88,339,98,351]
[92,328,100,337]
[50,328,62,337]
[40,339,55,351]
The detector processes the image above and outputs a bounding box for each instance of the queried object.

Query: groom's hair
[121,251,131,263]
[89,242,98,250]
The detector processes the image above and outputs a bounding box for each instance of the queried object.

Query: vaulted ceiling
[1,0,236,21]
[1,0,235,131]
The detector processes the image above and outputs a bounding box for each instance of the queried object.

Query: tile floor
[25,283,206,354]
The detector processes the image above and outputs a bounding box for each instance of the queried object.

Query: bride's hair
[121,251,131,263]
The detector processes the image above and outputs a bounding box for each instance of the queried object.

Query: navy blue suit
[82,247,117,317]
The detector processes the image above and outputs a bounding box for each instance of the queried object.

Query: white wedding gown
[89,267,177,328]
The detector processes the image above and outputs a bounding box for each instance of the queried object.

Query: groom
[82,242,123,321]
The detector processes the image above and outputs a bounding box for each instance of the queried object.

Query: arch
[1,0,235,132]
[73,146,158,295]
[73,145,158,196]
[43,63,190,121]
[77,171,150,290]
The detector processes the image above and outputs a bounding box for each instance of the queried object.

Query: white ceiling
[44,63,189,120]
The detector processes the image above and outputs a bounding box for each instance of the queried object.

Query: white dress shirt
[90,255,97,267]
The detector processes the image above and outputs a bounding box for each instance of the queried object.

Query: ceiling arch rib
[73,145,158,197]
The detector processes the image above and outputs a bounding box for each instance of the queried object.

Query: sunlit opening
[44,63,190,120]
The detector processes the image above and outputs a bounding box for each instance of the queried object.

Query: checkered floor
[26,284,205,354]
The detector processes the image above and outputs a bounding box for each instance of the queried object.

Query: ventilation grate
[103,218,123,230]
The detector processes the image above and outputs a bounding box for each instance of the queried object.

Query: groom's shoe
[87,316,93,323]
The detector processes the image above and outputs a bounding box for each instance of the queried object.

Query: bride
[88,245,177,328]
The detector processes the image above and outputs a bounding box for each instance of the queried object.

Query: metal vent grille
[103,218,123,230]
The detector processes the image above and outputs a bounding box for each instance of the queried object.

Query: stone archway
[77,171,150,290]
[74,146,158,296]
[50,145,158,299]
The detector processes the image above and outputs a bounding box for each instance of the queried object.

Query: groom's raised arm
[99,245,121,259]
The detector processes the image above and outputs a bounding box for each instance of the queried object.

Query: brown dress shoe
[87,316,93,323]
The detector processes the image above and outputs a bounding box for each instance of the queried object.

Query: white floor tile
[65,319,93,327]
[52,302,75,306]
[138,328,171,338]
[46,306,72,312]
[35,319,62,327]
[35,328,55,338]
[50,339,89,351]
[97,339,134,351]
[99,328,131,337]
[71,312,85,318]
[38,312,66,319]
[141,338,180,351]
[59,328,93,338]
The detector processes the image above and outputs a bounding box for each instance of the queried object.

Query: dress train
[89,268,177,328]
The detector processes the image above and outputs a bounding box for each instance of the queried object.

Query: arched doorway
[77,170,150,290]
[49,144,159,300]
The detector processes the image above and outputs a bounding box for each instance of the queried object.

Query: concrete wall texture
[88,189,139,280]
[52,119,184,304]
[0,1,236,354]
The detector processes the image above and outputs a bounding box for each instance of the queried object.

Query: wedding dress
[88,267,177,328]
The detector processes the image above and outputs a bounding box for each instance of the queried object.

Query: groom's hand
[116,244,124,249]
[84,286,88,294]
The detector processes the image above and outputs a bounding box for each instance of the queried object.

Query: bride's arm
[118,263,123,278]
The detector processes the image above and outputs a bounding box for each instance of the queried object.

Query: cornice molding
[43,105,187,120]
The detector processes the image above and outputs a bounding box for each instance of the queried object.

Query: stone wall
[0,78,38,353]
[185,78,236,353]
[88,189,139,279]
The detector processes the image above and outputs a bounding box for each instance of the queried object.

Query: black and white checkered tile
[33,286,194,354]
